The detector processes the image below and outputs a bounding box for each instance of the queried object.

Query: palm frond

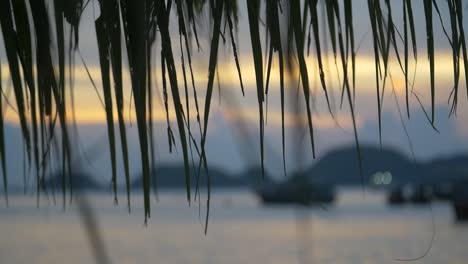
[0,0,465,230]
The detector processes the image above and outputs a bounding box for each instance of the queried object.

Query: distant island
[302,145,468,187]
[19,145,467,193]
[43,170,104,192]
[130,165,273,191]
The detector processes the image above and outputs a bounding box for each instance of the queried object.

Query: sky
[1,0,468,187]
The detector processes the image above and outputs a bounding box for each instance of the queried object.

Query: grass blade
[95,13,118,204]
[454,0,468,102]
[447,0,460,115]
[109,0,131,211]
[247,0,266,175]
[227,14,245,96]
[367,0,383,147]
[344,0,356,103]
[0,0,31,167]
[266,0,287,176]
[12,0,41,193]
[198,0,225,233]
[291,0,316,158]
[121,0,151,222]
[423,0,435,125]
[0,55,7,205]
[309,0,334,115]
[156,0,192,206]
[403,0,410,117]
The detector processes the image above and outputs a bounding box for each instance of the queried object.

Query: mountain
[298,145,468,186]
[44,170,104,192]
[131,165,269,190]
[23,146,468,192]
[240,166,274,187]
[303,145,422,186]
[422,155,468,184]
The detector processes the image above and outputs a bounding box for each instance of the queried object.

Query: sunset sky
[1,0,467,186]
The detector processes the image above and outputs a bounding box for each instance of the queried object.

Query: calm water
[1,189,467,264]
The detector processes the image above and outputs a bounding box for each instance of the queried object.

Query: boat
[410,184,433,204]
[255,181,335,206]
[387,185,406,205]
[387,184,432,205]
[451,182,468,221]
[432,182,454,200]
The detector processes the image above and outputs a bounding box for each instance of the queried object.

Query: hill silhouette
[130,165,271,191]
[302,145,468,186]
[304,145,421,186]
[31,145,468,192]
[422,155,468,184]
[44,170,104,192]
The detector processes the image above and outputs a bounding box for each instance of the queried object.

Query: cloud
[358,105,468,161]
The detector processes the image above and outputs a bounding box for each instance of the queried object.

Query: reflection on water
[1,189,468,264]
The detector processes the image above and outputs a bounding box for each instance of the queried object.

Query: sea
[1,188,467,264]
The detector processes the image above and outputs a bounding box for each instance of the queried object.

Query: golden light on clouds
[222,106,362,130]
[0,51,465,125]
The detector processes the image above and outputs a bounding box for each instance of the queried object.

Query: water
[1,189,467,264]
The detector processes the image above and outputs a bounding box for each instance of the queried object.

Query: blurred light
[372,171,392,185]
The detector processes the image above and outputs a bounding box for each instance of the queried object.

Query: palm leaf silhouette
[0,0,466,230]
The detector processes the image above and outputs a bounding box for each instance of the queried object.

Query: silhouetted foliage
[1,0,467,231]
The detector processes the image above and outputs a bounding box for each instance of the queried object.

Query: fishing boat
[452,182,468,221]
[255,181,335,206]
[387,184,432,205]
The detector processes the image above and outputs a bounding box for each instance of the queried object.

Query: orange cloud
[0,51,464,124]
[222,106,362,130]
